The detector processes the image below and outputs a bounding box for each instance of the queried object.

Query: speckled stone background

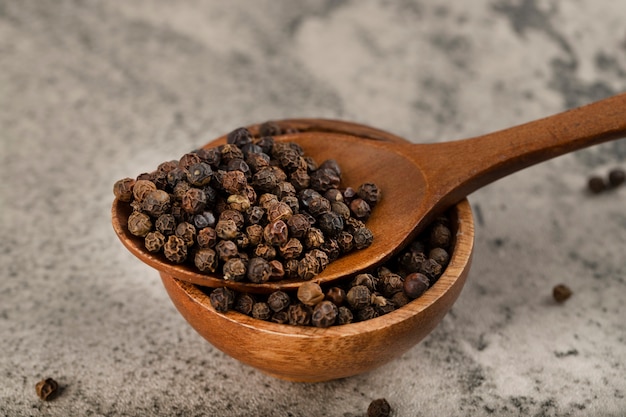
[1,1,625,416]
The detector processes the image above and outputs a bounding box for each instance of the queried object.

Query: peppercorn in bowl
[160,197,473,382]
[112,119,474,381]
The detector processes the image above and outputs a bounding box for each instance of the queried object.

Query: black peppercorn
[419,258,443,284]
[286,213,311,238]
[35,378,59,401]
[587,175,606,193]
[317,211,344,237]
[163,235,188,263]
[346,285,371,310]
[246,257,272,283]
[297,252,321,280]
[215,240,239,262]
[608,168,625,188]
[221,170,248,195]
[287,303,312,326]
[193,211,217,229]
[357,183,381,208]
[144,231,165,252]
[307,195,332,217]
[268,259,285,281]
[187,162,213,187]
[175,221,196,247]
[367,398,392,417]
[429,247,450,267]
[113,178,135,202]
[267,201,293,223]
[251,302,272,320]
[297,282,325,306]
[227,194,251,212]
[349,198,371,220]
[336,306,354,325]
[404,272,430,299]
[320,238,341,262]
[196,147,221,167]
[128,211,153,237]
[219,144,245,164]
[351,273,378,292]
[250,167,278,193]
[553,283,572,303]
[246,152,271,172]
[181,188,207,214]
[234,293,255,315]
[390,291,410,308]
[259,121,281,137]
[310,167,341,192]
[271,311,289,324]
[379,273,404,298]
[254,243,276,261]
[132,179,157,203]
[196,227,217,248]
[353,227,374,250]
[215,219,239,240]
[336,231,354,253]
[304,227,325,249]
[179,152,202,170]
[223,258,247,281]
[263,219,289,246]
[194,248,218,272]
[267,291,291,312]
[278,238,303,260]
[311,300,338,328]
[430,223,451,248]
[210,287,235,313]
[226,127,253,148]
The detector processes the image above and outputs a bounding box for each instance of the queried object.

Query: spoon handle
[414,92,626,208]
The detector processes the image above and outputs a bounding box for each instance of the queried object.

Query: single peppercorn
[246,257,272,283]
[175,221,196,247]
[297,252,321,280]
[325,287,346,306]
[336,231,354,253]
[163,235,188,263]
[320,238,341,262]
[419,258,443,284]
[223,258,247,281]
[234,293,255,315]
[268,259,285,281]
[196,146,221,167]
[251,302,272,320]
[367,398,392,417]
[263,219,289,246]
[144,231,165,252]
[254,243,276,261]
[187,162,213,186]
[352,273,378,292]
[311,300,338,328]
[307,195,332,217]
[336,306,354,325]
[227,127,253,148]
[608,168,625,188]
[179,152,202,170]
[194,248,218,273]
[318,211,344,237]
[553,283,573,303]
[288,303,312,326]
[297,282,325,306]
[266,201,293,223]
[215,219,239,240]
[390,291,410,308]
[132,179,157,203]
[278,238,303,260]
[219,143,245,164]
[404,272,430,299]
[227,194,251,212]
[181,188,207,214]
[267,291,291,312]
[259,121,281,137]
[304,227,325,249]
[271,310,289,324]
[350,198,371,220]
[215,240,239,262]
[113,178,135,202]
[286,213,311,238]
[357,183,381,208]
[209,287,235,313]
[252,167,279,192]
[35,378,59,401]
[379,273,404,298]
[353,227,374,250]
[587,175,607,194]
[193,211,217,229]
[346,285,371,310]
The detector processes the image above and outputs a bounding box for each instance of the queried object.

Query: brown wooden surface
[160,199,474,382]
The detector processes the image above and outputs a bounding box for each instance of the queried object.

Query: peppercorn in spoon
[112,93,626,293]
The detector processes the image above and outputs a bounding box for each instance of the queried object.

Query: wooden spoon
[113,93,626,292]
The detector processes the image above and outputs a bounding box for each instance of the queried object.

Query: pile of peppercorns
[114,122,380,283]
[206,214,453,327]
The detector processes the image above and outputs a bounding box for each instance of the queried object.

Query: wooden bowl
[113,118,474,382]
[161,198,473,382]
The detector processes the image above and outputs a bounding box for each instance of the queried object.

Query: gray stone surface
[1,1,625,415]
